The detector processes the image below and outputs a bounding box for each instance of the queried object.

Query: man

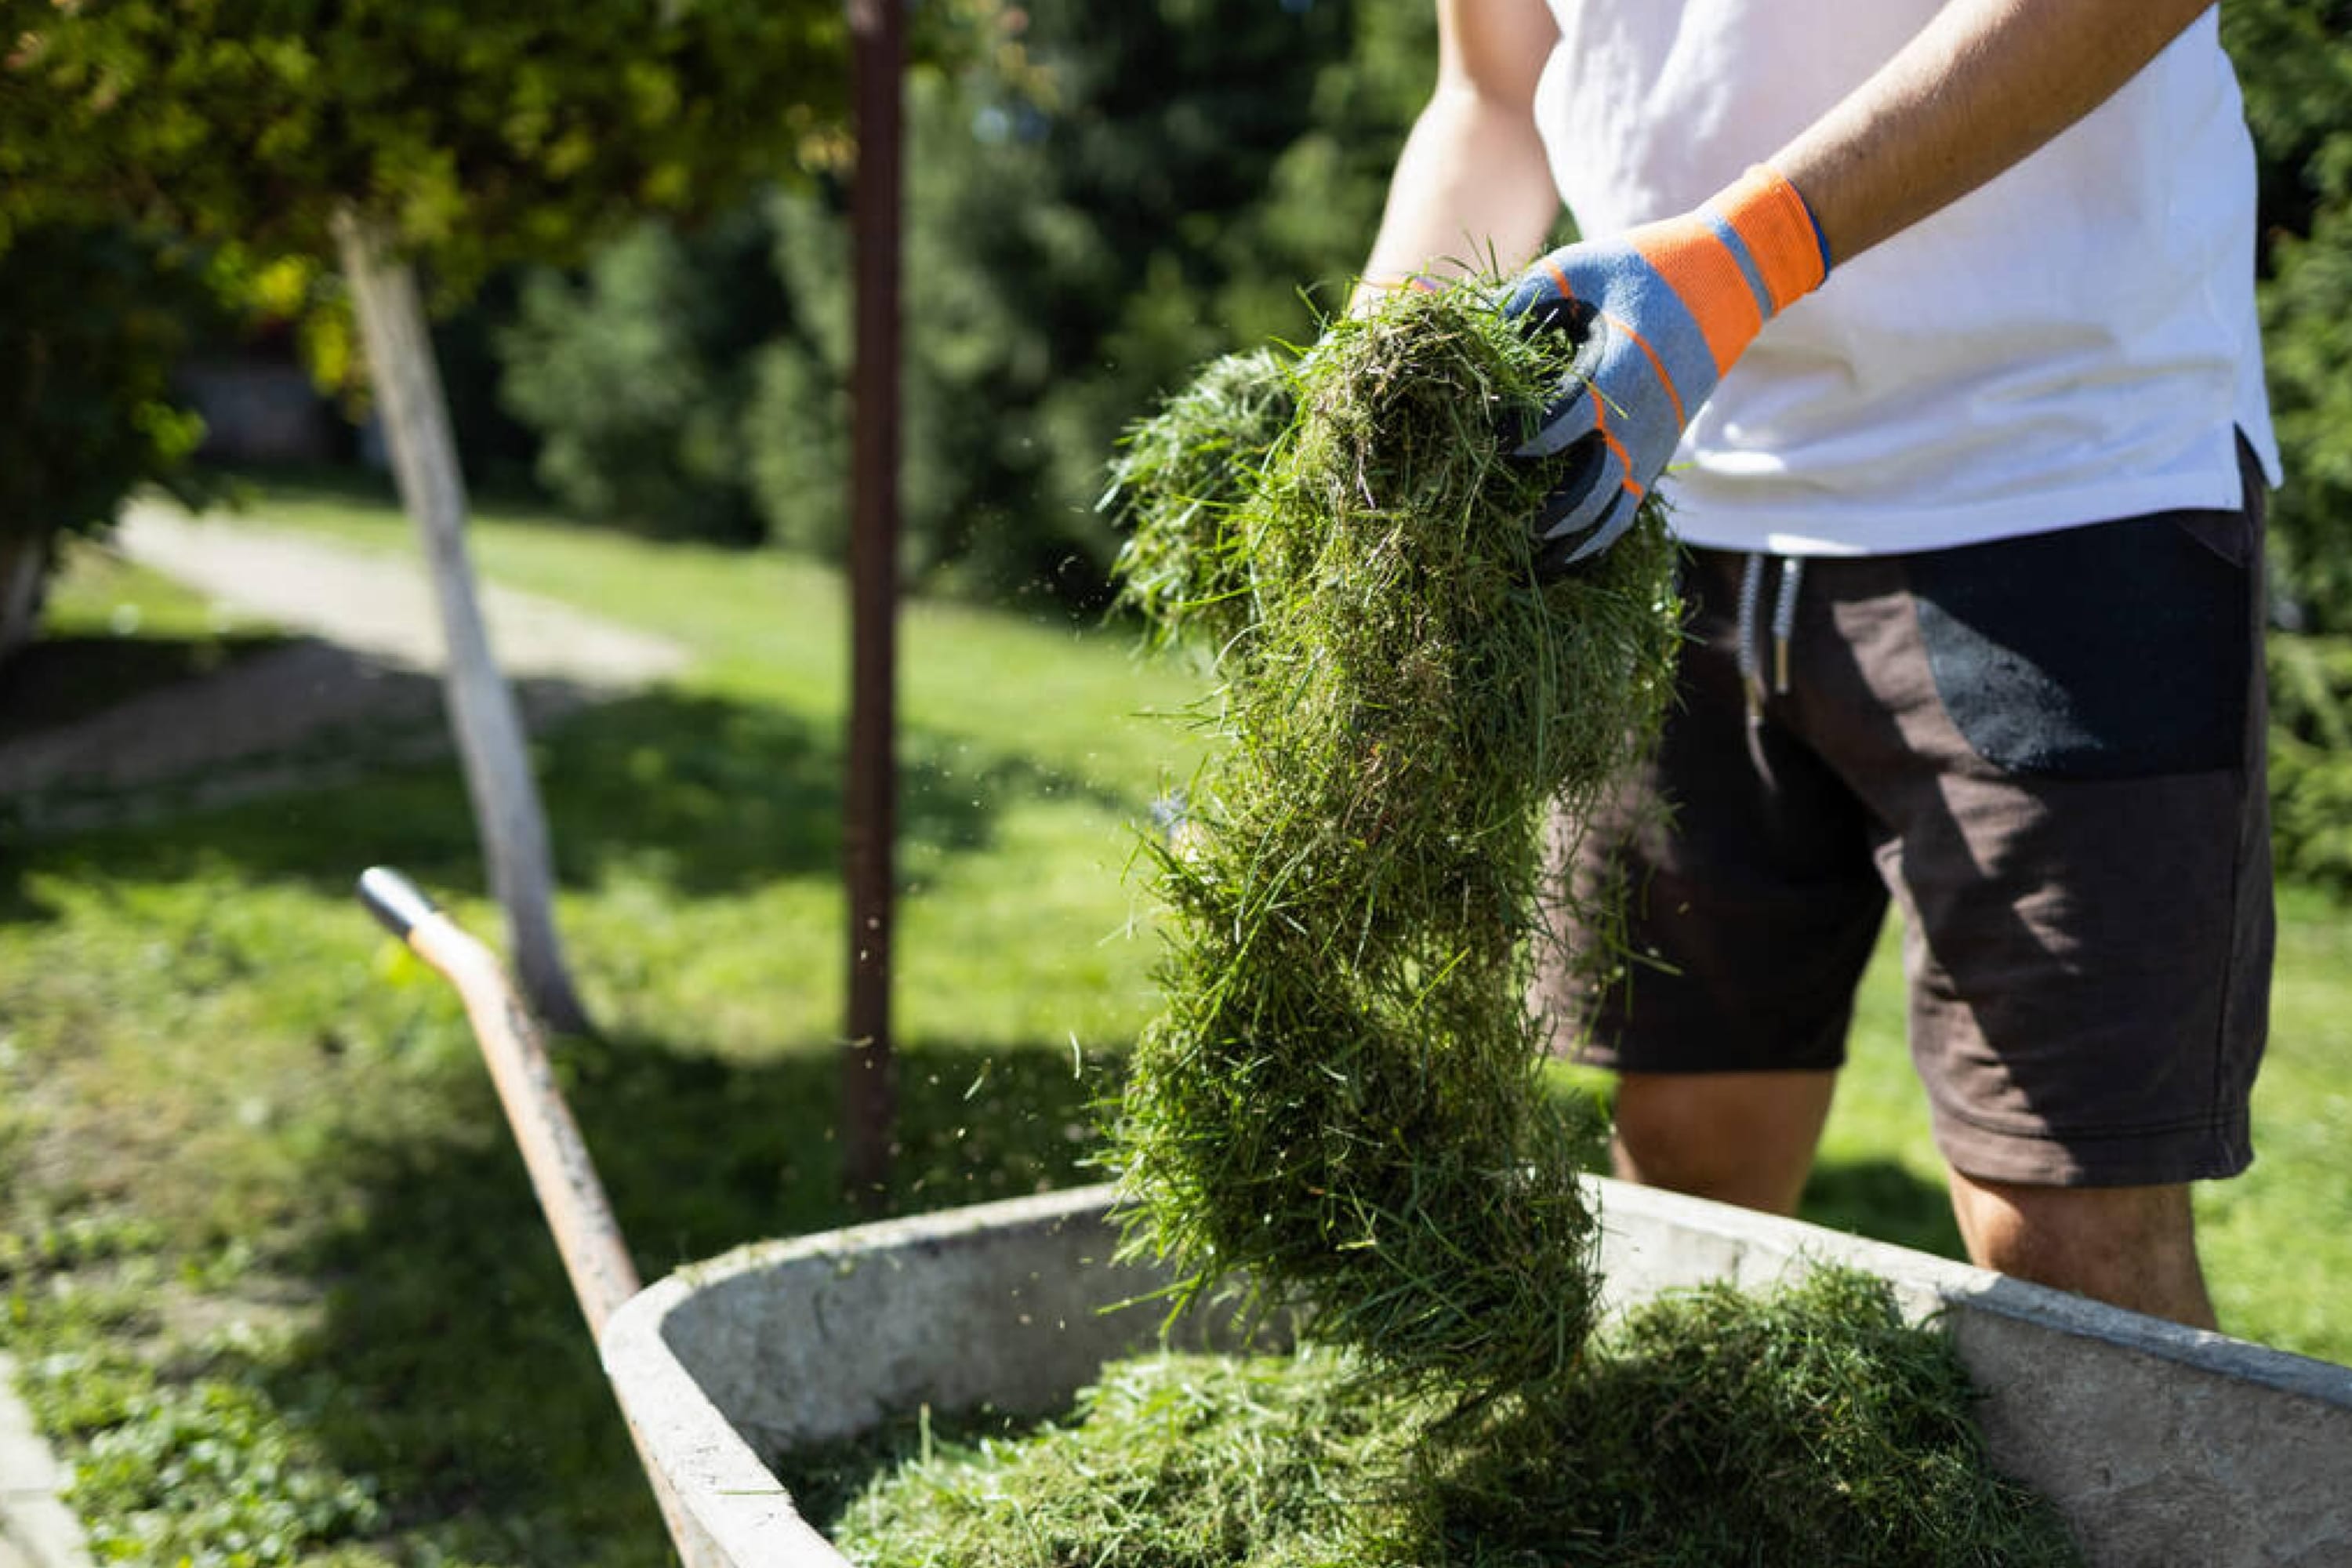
[1356,0,2277,1328]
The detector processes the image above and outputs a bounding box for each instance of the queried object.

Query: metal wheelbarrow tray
[602,1179,2352,1568]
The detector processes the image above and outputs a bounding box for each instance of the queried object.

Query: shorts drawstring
[1736,552,1805,715]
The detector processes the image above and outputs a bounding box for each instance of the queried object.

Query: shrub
[2223,0,2352,633]
[2269,634,2352,894]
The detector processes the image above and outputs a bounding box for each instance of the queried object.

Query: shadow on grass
[539,690,1142,896]
[0,681,1153,926]
[0,630,301,742]
[274,1033,1125,1565]
[1800,1156,1967,1261]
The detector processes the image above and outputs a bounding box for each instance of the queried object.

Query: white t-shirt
[1530,2,2279,555]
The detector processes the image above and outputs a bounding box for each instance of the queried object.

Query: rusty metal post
[842,0,903,1211]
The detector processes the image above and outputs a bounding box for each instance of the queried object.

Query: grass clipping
[1100,285,1681,1400]
[825,1269,2081,1567]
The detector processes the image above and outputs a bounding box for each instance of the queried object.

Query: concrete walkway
[0,1355,89,1568]
[0,502,693,834]
[114,502,690,688]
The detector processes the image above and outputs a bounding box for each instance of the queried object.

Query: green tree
[499,208,788,543]
[2,0,992,1027]
[476,2,1434,601]
[0,2,870,290]
[0,222,219,659]
[2223,0,2352,633]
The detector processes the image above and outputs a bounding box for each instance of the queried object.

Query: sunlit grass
[1,497,1198,1566]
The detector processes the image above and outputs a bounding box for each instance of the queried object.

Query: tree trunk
[0,530,52,668]
[332,207,594,1036]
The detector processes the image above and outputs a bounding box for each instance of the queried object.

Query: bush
[498,210,790,543]
[2223,0,2352,633]
[0,224,216,547]
[0,222,223,659]
[2269,634,2352,895]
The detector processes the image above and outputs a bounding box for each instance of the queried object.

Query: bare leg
[1610,1069,1837,1217]
[1947,1167,2218,1329]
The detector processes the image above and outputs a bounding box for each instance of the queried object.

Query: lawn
[3,478,2347,1565]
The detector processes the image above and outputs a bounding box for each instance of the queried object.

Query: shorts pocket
[1906,512,2252,779]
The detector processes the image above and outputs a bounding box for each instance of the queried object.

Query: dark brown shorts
[1541,455,2272,1188]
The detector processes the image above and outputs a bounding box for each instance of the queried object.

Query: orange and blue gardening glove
[1500,165,1830,575]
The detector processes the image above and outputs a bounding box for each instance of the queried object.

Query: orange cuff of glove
[1632,165,1831,376]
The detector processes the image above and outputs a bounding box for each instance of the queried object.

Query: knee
[1610,1078,1750,1189]
[1610,1070,1833,1216]
[1947,1171,2215,1328]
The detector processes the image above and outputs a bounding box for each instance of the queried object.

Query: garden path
[0,501,691,835]
[0,1353,88,1568]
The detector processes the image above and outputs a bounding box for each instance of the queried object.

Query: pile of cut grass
[1099,285,1682,1401]
[824,1267,2082,1567]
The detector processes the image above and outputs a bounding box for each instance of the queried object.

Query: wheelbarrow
[360,867,2352,1568]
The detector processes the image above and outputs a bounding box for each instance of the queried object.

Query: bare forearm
[1353,0,1562,312]
[1357,96,1559,303]
[1775,0,2216,264]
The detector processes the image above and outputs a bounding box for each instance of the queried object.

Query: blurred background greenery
[9,1,2350,637]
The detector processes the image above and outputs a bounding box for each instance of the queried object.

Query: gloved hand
[1500,165,1830,575]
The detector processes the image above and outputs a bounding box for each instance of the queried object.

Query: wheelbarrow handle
[358,865,441,942]
[358,865,641,1329]
[357,866,718,1567]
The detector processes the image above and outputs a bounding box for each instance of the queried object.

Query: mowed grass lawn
[4,477,2349,1566]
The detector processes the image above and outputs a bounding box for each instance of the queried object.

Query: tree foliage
[2223,0,2352,633]
[2218,0,2352,894]
[0,0,986,559]
[0,223,220,543]
[495,0,1434,592]
[498,209,790,543]
[1,0,880,285]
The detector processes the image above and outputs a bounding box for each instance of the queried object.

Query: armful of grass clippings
[1100,283,1684,1405]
